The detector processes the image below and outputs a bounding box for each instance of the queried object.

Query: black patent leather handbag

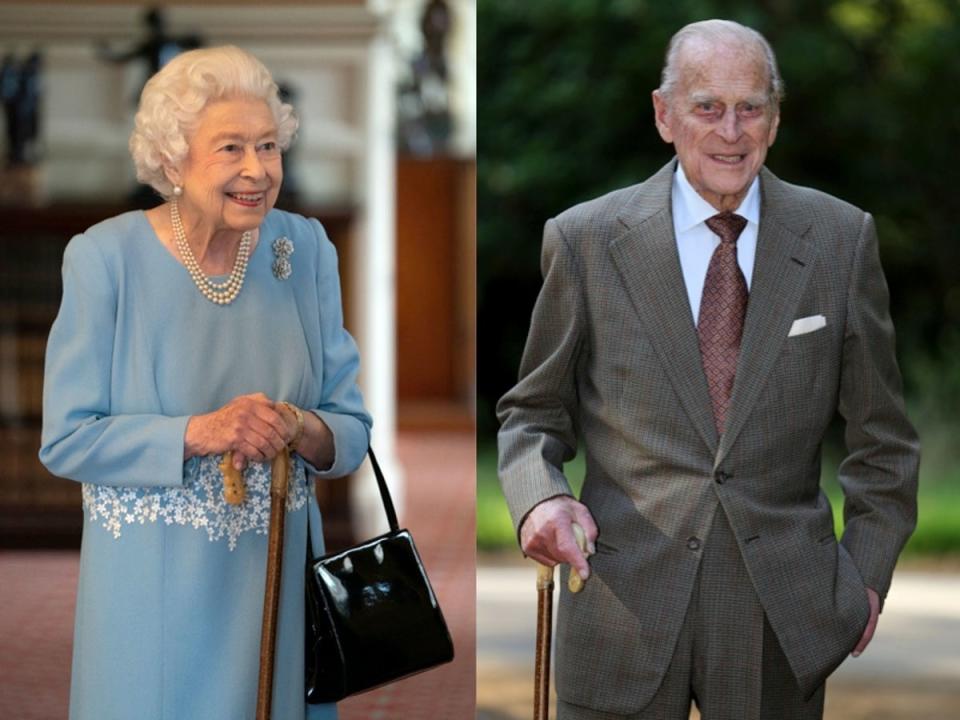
[305,447,455,703]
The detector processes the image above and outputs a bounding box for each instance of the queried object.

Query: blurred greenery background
[477,0,960,554]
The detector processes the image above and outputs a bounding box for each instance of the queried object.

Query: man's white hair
[129,45,298,199]
[659,19,784,107]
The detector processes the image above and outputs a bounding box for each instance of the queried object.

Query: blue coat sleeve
[39,233,190,487]
[301,219,372,478]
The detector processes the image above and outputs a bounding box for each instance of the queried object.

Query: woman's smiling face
[170,96,283,235]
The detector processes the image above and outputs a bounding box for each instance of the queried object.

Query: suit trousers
[557,508,826,720]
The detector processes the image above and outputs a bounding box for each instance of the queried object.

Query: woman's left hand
[276,403,335,472]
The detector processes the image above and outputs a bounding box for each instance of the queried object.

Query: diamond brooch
[272,236,294,280]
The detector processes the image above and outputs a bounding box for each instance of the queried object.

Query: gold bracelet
[281,401,304,451]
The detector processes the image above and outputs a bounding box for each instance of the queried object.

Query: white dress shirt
[671,163,760,327]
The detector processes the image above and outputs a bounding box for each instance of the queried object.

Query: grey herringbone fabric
[497,159,919,715]
[556,512,825,720]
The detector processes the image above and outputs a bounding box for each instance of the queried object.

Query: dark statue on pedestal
[398,0,454,156]
[97,8,202,106]
[96,8,203,205]
[0,51,44,205]
[1,51,43,168]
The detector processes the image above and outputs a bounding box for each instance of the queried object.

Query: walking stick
[534,562,554,720]
[533,523,589,720]
[221,449,290,720]
[256,450,290,720]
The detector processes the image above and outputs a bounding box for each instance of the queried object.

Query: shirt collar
[672,161,761,233]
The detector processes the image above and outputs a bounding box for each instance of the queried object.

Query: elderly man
[497,19,919,720]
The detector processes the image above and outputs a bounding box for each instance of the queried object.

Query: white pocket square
[788,314,827,337]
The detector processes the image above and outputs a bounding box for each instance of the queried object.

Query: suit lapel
[609,161,719,455]
[715,169,817,467]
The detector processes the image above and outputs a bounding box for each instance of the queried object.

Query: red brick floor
[0,431,476,720]
[0,550,78,718]
[339,432,476,719]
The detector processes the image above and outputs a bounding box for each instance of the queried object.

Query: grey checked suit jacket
[497,159,919,714]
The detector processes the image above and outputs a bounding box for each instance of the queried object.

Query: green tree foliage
[478,0,960,451]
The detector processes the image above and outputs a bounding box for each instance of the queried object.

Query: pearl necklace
[170,200,252,305]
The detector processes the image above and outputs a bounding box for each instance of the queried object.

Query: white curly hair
[129,45,298,199]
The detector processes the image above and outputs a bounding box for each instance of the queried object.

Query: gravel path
[477,564,960,719]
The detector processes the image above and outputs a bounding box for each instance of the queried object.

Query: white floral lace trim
[82,455,309,551]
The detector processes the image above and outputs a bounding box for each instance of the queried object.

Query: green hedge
[478,442,960,556]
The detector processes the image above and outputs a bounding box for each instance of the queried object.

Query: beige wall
[0,3,386,205]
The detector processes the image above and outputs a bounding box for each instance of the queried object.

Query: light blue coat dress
[39,209,371,720]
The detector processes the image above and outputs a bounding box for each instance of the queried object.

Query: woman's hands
[184,393,296,470]
[184,393,335,472]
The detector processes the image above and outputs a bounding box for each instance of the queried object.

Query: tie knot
[705,212,747,245]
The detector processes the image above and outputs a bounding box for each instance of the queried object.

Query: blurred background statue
[276,82,301,204]
[1,51,43,168]
[0,50,44,205]
[97,7,202,105]
[97,7,202,204]
[398,0,453,156]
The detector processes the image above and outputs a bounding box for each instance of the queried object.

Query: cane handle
[220,451,246,505]
[567,522,591,594]
[536,562,554,590]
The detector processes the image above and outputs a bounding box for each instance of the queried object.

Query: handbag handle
[306,447,398,563]
[366,447,399,533]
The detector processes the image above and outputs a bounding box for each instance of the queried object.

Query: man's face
[652,40,779,212]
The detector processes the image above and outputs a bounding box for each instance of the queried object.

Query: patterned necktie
[698,212,748,435]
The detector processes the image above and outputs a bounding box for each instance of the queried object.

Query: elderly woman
[39,46,369,719]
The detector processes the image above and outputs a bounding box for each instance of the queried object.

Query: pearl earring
[173,185,183,197]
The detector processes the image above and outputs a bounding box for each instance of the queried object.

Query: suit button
[715,471,730,484]
[686,537,701,551]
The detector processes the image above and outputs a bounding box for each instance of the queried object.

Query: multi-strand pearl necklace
[170,199,252,305]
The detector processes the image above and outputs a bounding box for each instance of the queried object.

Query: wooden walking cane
[533,523,590,720]
[257,450,290,720]
[220,449,291,720]
[533,562,554,720]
